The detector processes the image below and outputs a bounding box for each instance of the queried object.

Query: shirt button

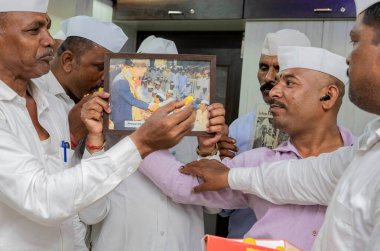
[312,230,317,237]
[160,231,165,236]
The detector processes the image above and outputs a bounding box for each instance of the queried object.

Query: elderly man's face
[69,45,108,99]
[0,12,54,80]
[347,13,380,115]
[257,54,280,103]
[268,68,327,133]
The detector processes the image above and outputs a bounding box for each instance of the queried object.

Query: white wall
[48,0,76,34]
[48,0,113,34]
[240,20,377,136]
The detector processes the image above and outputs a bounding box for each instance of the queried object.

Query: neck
[0,66,29,97]
[290,120,343,158]
[51,65,79,103]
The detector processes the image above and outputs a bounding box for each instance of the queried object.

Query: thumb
[192,183,208,193]
[179,165,199,176]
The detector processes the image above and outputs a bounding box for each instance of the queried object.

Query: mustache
[269,99,286,109]
[259,82,275,93]
[39,48,54,58]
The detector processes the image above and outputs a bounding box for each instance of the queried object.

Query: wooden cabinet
[114,0,244,20]
[244,0,356,19]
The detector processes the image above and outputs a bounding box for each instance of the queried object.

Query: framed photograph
[103,53,216,136]
[251,104,289,149]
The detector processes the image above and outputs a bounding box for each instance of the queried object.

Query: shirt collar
[0,79,50,113]
[274,125,355,156]
[0,80,19,101]
[42,71,67,97]
[357,117,380,150]
[28,81,50,114]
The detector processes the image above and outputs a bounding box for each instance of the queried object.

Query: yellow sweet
[276,246,285,251]
[184,95,194,105]
[243,237,256,245]
[98,87,104,92]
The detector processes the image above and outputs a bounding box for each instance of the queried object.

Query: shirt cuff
[228,168,256,192]
[105,136,142,177]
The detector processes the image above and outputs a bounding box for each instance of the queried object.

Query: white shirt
[34,71,87,251]
[33,70,75,113]
[82,136,206,251]
[228,118,380,251]
[0,80,142,251]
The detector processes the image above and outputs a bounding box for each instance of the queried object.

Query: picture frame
[103,53,216,136]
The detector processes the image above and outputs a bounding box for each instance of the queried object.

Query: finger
[82,109,103,121]
[222,124,229,135]
[200,133,222,147]
[171,110,196,137]
[207,124,224,135]
[180,162,202,176]
[219,135,236,144]
[192,183,209,193]
[208,115,225,128]
[218,141,238,152]
[219,149,236,159]
[85,96,111,114]
[167,103,194,125]
[208,103,225,117]
[160,100,186,114]
[207,103,224,112]
[91,91,110,99]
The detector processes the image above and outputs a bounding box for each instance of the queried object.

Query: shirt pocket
[58,144,75,168]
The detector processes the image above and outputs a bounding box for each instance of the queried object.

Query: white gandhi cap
[261,29,311,56]
[0,0,49,12]
[137,35,178,54]
[355,0,380,15]
[61,15,128,53]
[278,46,348,84]
[53,30,66,40]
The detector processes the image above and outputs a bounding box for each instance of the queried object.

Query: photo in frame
[103,53,216,136]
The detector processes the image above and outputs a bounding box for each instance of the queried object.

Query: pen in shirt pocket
[61,140,70,163]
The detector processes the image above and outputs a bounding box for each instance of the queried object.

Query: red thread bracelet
[85,138,106,151]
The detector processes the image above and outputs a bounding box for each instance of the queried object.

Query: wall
[239,20,377,136]
[48,0,113,35]
[48,0,76,34]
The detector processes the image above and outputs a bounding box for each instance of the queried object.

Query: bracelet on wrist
[196,144,219,157]
[85,137,106,151]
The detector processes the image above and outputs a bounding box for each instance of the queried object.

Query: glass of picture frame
[103,53,216,136]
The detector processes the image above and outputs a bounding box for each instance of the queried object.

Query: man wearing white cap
[81,35,223,251]
[218,29,311,238]
[33,15,129,144]
[162,89,176,105]
[0,1,197,250]
[137,46,354,251]
[174,1,380,250]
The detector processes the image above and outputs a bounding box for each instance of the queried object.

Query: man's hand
[180,159,230,192]
[81,91,110,152]
[130,101,195,158]
[197,103,226,154]
[218,124,238,159]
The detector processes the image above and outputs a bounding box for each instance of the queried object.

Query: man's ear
[60,50,75,73]
[321,84,340,110]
